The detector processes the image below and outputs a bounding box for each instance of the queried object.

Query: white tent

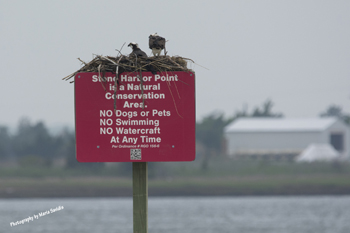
[295,143,341,162]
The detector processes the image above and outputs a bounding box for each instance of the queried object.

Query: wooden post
[133,162,148,233]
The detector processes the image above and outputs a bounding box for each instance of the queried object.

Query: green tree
[196,112,233,170]
[196,112,233,156]
[60,130,76,169]
[13,118,55,165]
[0,126,11,160]
[320,104,350,124]
[251,99,283,117]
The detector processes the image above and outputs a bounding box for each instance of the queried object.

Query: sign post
[74,71,195,233]
[133,162,148,233]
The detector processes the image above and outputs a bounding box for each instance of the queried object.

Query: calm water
[1,196,350,233]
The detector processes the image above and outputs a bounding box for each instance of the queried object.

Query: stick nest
[63,55,194,82]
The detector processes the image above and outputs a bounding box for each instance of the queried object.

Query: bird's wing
[149,36,156,49]
[134,49,148,58]
[157,37,166,49]
[149,35,166,49]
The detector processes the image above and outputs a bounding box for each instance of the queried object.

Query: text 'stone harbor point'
[75,71,195,162]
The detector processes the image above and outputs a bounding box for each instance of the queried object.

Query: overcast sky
[1,0,349,129]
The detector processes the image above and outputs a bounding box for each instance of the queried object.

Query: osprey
[149,33,166,56]
[128,42,148,58]
[128,42,157,74]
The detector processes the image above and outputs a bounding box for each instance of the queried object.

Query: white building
[224,117,350,160]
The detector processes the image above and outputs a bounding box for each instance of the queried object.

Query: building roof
[225,117,338,133]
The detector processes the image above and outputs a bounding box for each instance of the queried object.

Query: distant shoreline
[1,176,350,198]
[2,188,350,198]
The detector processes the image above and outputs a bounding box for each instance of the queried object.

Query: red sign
[74,71,195,162]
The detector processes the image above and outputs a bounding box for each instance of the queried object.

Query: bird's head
[150,33,158,38]
[128,42,139,50]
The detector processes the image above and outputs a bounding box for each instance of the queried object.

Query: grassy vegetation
[1,156,350,179]
[157,156,350,177]
[1,157,350,197]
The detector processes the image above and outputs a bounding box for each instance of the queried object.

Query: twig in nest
[115,42,126,57]
[114,55,124,110]
[98,64,106,91]
[165,76,183,118]
[78,58,88,66]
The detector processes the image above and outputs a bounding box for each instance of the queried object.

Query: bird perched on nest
[128,42,157,74]
[149,33,166,56]
[128,42,148,58]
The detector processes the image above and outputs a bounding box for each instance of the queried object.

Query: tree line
[0,101,348,169]
[0,117,102,169]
